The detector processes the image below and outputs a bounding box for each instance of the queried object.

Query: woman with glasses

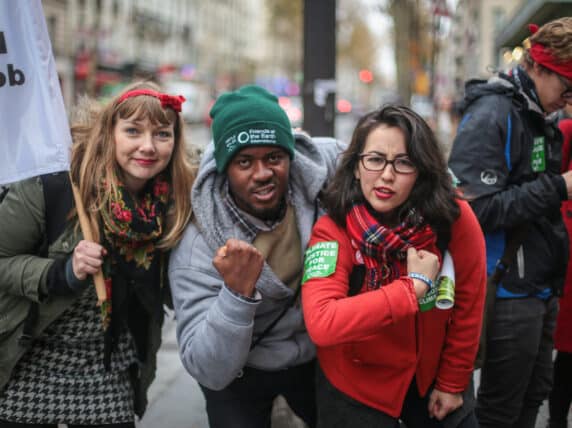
[301,105,487,428]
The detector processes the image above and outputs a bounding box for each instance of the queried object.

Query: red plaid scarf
[346,203,437,290]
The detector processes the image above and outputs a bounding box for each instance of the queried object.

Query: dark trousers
[548,350,572,428]
[199,359,316,428]
[477,296,558,428]
[0,422,134,428]
[315,366,478,428]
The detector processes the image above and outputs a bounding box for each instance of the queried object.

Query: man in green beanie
[169,84,344,428]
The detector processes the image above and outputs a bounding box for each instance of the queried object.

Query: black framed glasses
[358,153,417,174]
[555,73,572,101]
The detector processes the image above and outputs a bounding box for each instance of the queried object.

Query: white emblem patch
[480,170,498,185]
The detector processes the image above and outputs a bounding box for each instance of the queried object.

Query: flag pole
[69,174,106,304]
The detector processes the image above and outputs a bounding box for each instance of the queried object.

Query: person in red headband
[0,81,196,427]
[448,17,572,428]
[525,19,572,113]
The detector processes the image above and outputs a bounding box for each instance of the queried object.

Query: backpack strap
[19,172,74,348]
[40,172,73,248]
[249,284,302,351]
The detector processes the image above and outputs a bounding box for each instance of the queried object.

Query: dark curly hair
[322,105,460,234]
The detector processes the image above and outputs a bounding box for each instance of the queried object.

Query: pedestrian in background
[302,105,486,428]
[0,81,195,427]
[549,103,572,428]
[168,84,344,428]
[448,17,572,428]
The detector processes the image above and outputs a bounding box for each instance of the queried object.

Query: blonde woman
[0,81,195,427]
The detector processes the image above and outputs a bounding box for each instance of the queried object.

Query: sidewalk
[140,313,306,428]
[145,312,184,406]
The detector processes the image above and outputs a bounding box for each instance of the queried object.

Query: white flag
[0,0,71,185]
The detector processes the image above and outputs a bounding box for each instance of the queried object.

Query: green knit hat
[210,85,295,172]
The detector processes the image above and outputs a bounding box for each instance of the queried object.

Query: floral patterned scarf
[98,175,170,369]
[345,203,437,291]
[99,175,170,329]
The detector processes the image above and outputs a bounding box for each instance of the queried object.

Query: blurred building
[450,0,519,94]
[449,0,572,96]
[192,0,266,92]
[43,0,197,104]
[41,0,301,114]
[495,0,572,71]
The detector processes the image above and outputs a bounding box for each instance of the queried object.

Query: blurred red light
[337,99,352,113]
[278,96,291,108]
[359,69,373,83]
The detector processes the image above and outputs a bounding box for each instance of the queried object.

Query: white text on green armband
[302,241,339,284]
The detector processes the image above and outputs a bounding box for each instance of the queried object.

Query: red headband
[528,23,572,80]
[117,89,186,113]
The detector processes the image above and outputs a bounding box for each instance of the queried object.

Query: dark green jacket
[0,176,164,417]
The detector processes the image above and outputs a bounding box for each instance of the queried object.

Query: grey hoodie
[168,132,344,390]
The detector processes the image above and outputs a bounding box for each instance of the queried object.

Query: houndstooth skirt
[0,287,138,425]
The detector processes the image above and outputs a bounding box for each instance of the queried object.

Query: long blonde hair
[70,81,196,249]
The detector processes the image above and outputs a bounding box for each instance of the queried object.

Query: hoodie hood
[462,73,544,116]
[191,130,341,252]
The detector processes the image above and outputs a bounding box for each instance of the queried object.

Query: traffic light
[359,69,373,84]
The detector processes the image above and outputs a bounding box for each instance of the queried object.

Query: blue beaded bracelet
[408,272,434,290]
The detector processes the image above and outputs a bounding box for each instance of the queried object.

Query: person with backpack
[0,81,195,427]
[168,84,345,428]
[447,17,572,428]
[301,105,486,428]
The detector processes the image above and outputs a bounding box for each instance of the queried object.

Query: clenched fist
[407,247,439,299]
[212,238,264,297]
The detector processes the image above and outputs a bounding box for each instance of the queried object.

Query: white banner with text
[0,0,71,185]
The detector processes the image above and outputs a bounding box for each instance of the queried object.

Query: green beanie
[210,85,295,172]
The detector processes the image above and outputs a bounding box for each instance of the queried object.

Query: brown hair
[69,81,196,249]
[524,17,572,66]
[322,105,459,233]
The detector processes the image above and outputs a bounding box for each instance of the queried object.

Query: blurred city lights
[512,47,524,62]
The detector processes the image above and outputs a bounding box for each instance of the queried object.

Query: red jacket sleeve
[301,215,420,347]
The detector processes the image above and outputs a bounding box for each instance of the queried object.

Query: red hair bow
[118,89,186,112]
[529,23,539,35]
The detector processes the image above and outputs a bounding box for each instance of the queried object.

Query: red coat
[302,199,486,417]
[555,118,572,353]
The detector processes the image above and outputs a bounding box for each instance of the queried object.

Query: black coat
[448,74,568,295]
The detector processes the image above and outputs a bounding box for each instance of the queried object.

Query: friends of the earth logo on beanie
[210,85,295,172]
[224,128,280,152]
